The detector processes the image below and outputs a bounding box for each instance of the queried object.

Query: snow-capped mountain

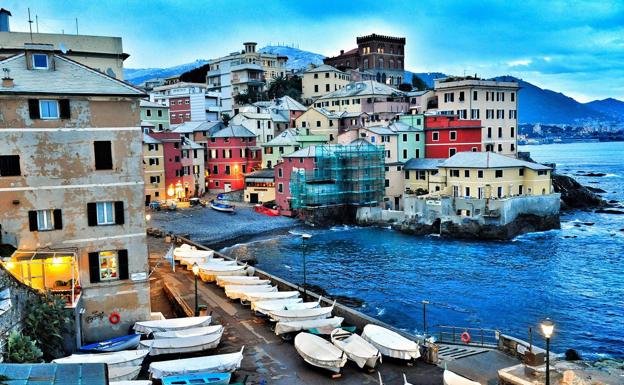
[124,59,209,85]
[258,45,325,69]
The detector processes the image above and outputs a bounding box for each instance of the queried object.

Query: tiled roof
[182,137,204,150]
[173,120,225,134]
[211,124,256,138]
[153,82,207,92]
[404,158,445,170]
[0,53,145,96]
[440,152,552,170]
[304,64,345,74]
[245,168,275,179]
[140,99,168,108]
[143,134,162,144]
[316,80,406,100]
[273,95,307,111]
[282,145,318,158]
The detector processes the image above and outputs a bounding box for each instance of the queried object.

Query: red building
[424,115,482,158]
[206,125,261,192]
[168,96,191,125]
[274,147,317,217]
[148,132,184,198]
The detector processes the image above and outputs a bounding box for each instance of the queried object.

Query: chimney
[340,50,344,55]
[0,8,11,32]
[2,68,13,88]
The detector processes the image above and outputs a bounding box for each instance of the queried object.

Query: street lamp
[422,300,430,337]
[541,318,554,385]
[192,262,200,316]
[301,233,312,299]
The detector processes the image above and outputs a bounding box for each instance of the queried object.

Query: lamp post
[541,318,554,385]
[192,262,200,316]
[422,300,429,337]
[301,233,312,300]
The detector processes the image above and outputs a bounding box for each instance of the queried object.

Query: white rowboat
[108,366,142,382]
[268,304,334,323]
[225,285,277,300]
[140,327,223,355]
[148,346,245,379]
[443,370,482,385]
[251,298,304,313]
[275,317,344,336]
[52,350,149,368]
[152,325,223,339]
[217,276,270,287]
[199,264,247,282]
[243,290,300,303]
[361,324,420,360]
[331,328,380,369]
[294,332,347,374]
[133,316,211,334]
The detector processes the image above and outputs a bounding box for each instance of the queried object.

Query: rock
[565,349,583,361]
[595,209,624,214]
[620,229,624,232]
[573,223,582,227]
[552,173,607,209]
[608,200,619,204]
[577,172,607,177]
[563,235,577,238]
[586,186,607,193]
[582,222,594,226]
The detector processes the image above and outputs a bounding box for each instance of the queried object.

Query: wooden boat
[110,381,152,385]
[149,346,245,379]
[224,284,277,300]
[268,303,334,323]
[216,276,269,287]
[139,326,223,355]
[152,325,223,339]
[331,328,380,369]
[52,349,149,368]
[443,370,482,385]
[274,317,344,336]
[133,316,211,334]
[361,324,420,360]
[309,325,356,337]
[254,204,279,216]
[108,366,142,382]
[243,290,300,303]
[162,372,231,385]
[294,332,347,374]
[173,245,213,261]
[79,334,141,353]
[179,256,221,268]
[251,298,304,314]
[210,200,235,213]
[199,264,248,282]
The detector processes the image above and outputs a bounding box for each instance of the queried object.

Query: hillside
[584,98,624,121]
[258,45,325,69]
[124,59,209,85]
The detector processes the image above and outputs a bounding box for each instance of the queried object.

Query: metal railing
[432,325,500,348]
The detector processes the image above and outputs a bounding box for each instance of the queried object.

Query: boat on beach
[294,332,347,374]
[133,316,212,334]
[216,275,270,287]
[148,346,245,379]
[199,264,248,282]
[243,290,300,303]
[152,325,223,339]
[52,350,149,368]
[274,317,344,336]
[224,284,278,300]
[251,298,304,313]
[108,366,142,382]
[173,245,214,261]
[443,369,482,385]
[210,200,235,213]
[268,302,335,323]
[139,326,223,355]
[161,372,231,385]
[361,324,420,360]
[331,328,381,369]
[254,203,280,216]
[79,334,141,353]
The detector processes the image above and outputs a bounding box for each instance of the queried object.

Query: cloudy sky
[3,0,623,102]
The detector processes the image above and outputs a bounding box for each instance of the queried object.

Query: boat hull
[79,334,141,353]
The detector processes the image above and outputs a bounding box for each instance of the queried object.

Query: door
[394,196,400,210]
[250,193,259,204]
[224,183,231,192]
[145,194,151,206]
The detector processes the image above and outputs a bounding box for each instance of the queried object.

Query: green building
[140,99,170,131]
[398,114,425,159]
[262,128,327,169]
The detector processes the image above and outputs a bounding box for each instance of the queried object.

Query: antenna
[75,17,78,34]
[36,15,39,33]
[27,8,33,42]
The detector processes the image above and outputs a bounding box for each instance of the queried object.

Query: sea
[221,142,624,360]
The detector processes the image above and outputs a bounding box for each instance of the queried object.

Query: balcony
[2,250,81,308]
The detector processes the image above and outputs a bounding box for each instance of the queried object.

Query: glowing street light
[541,318,554,385]
[192,262,200,316]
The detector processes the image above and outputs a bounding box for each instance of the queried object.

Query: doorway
[250,193,259,204]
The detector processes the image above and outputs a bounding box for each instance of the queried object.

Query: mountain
[258,45,325,70]
[584,98,624,121]
[124,59,209,85]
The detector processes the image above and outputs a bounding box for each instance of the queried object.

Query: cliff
[552,173,607,210]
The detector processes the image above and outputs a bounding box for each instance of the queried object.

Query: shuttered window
[94,141,113,170]
[87,201,124,226]
[28,209,63,231]
[88,249,129,283]
[0,155,21,176]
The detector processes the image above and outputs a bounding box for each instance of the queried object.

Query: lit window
[99,251,118,281]
[37,209,54,231]
[32,54,49,69]
[96,202,115,225]
[39,100,59,119]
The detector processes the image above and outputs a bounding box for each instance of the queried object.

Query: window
[212,165,218,174]
[498,143,503,152]
[158,110,163,117]
[487,127,492,138]
[478,170,483,178]
[459,91,465,102]
[402,134,408,142]
[464,170,470,178]
[510,127,515,137]
[385,179,390,187]
[498,127,503,138]
[519,168,524,176]
[471,109,480,119]
[316,121,321,127]
[149,158,159,166]
[32,54,49,69]
[473,91,478,101]
[450,169,460,177]
[94,141,113,170]
[96,202,115,225]
[444,93,454,103]
[403,149,407,159]
[39,100,59,119]
[537,170,548,176]
[386,150,391,158]
[98,251,119,281]
[511,143,515,152]
[278,183,283,193]
[495,170,503,178]
[0,155,21,176]
[450,131,457,141]
[314,85,319,93]
[29,209,62,231]
[511,92,515,102]
[497,186,503,198]
[449,148,456,156]
[278,168,283,178]
[150,176,161,183]
[432,132,439,141]
[465,187,470,197]
[225,165,231,175]
[314,73,318,79]
[326,84,330,92]
[87,201,124,226]
[519,185,524,195]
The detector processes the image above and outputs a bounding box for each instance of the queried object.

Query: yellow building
[243,169,275,204]
[302,64,351,105]
[143,134,166,204]
[295,107,341,142]
[404,159,446,195]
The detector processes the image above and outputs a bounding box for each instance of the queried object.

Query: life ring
[109,312,121,325]
[461,331,471,343]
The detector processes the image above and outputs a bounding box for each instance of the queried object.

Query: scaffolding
[290,142,385,209]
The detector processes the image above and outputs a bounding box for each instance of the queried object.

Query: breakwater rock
[552,173,607,210]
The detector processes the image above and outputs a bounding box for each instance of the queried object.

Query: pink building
[274,146,317,216]
[148,132,184,198]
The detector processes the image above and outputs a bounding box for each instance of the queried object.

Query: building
[150,82,221,124]
[0,45,150,343]
[275,142,385,216]
[403,158,445,195]
[143,134,166,204]
[206,125,261,192]
[261,128,327,169]
[243,169,275,204]
[148,131,184,199]
[180,137,206,197]
[433,77,520,156]
[424,115,482,158]
[301,64,351,105]
[407,90,437,114]
[206,42,288,114]
[140,99,170,131]
[324,33,406,86]
[0,10,128,79]
[230,108,276,144]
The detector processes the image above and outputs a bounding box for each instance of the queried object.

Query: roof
[245,169,275,179]
[143,134,162,144]
[211,124,256,138]
[231,63,264,72]
[140,99,168,108]
[140,120,156,127]
[283,145,319,158]
[270,110,290,122]
[366,126,396,135]
[316,80,406,100]
[304,64,345,74]
[273,95,306,111]
[263,128,327,147]
[0,363,107,385]
[182,137,204,150]
[312,107,341,119]
[173,120,225,135]
[0,53,145,96]
[404,158,445,170]
[440,152,552,170]
[406,90,431,97]
[153,82,207,92]
[366,121,419,135]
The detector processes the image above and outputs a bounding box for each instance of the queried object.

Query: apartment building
[143,134,166,204]
[261,128,327,169]
[433,77,520,156]
[424,115,482,158]
[301,64,351,105]
[140,100,170,131]
[150,82,221,124]
[0,45,150,343]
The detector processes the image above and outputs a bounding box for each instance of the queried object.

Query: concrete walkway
[148,236,444,385]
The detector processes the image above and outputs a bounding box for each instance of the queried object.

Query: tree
[234,89,268,105]
[221,112,231,126]
[398,83,413,92]
[179,63,211,83]
[23,294,72,361]
[6,331,43,363]
[267,75,302,101]
[411,74,428,91]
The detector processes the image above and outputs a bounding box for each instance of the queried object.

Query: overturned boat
[216,276,270,287]
[443,369,482,385]
[148,346,245,379]
[79,334,141,353]
[199,264,248,282]
[243,290,300,303]
[108,366,142,382]
[161,372,231,385]
[251,298,304,314]
[268,302,335,323]
[152,325,223,339]
[294,332,347,374]
[52,349,149,368]
[139,326,223,355]
[224,284,277,300]
[361,324,420,360]
[134,316,211,334]
[275,317,344,336]
[331,328,380,369]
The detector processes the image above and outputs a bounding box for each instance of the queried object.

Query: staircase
[437,343,491,361]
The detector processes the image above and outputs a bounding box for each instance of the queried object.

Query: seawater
[222,142,624,359]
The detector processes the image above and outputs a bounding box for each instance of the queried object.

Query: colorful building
[424,115,482,158]
[180,137,206,197]
[403,158,445,195]
[302,64,351,105]
[206,125,261,192]
[0,45,150,344]
[143,134,166,204]
[243,169,275,204]
[150,82,221,124]
[261,128,327,169]
[148,131,184,199]
[140,99,170,131]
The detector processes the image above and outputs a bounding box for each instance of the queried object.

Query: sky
[3,0,623,102]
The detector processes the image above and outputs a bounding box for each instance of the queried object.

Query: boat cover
[153,325,223,339]
[134,316,211,334]
[52,350,149,367]
[199,265,248,282]
[197,261,238,269]
[174,247,213,260]
[217,277,269,287]
[148,347,245,379]
[268,306,333,322]
[361,324,420,360]
[244,291,299,303]
[443,370,482,385]
[331,329,380,369]
[110,382,152,385]
[180,256,221,267]
[251,298,303,313]
[225,285,277,299]
[285,301,321,310]
[139,328,223,355]
[275,317,344,336]
[294,332,347,373]
[108,366,142,381]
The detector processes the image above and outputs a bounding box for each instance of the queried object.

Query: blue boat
[210,200,235,213]
[162,372,231,385]
[79,334,141,353]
